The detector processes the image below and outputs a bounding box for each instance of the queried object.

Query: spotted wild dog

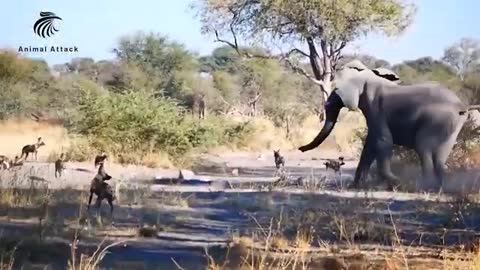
[88,162,115,215]
[273,149,285,169]
[20,137,45,161]
[94,152,107,168]
[324,156,345,173]
[55,153,66,178]
[0,155,10,170]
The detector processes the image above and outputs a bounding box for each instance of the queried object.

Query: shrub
[68,90,256,163]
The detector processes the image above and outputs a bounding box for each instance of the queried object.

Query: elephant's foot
[347,181,361,190]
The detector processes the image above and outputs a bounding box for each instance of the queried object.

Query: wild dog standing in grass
[20,137,45,161]
[88,161,115,215]
[94,152,107,168]
[273,149,286,180]
[0,155,10,170]
[273,149,285,169]
[324,156,346,188]
[55,153,66,178]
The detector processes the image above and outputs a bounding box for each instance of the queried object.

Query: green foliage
[459,73,480,105]
[393,57,462,90]
[195,0,416,44]
[0,51,32,83]
[70,90,255,161]
[200,45,242,73]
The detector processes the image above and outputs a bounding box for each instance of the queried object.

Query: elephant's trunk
[299,91,344,152]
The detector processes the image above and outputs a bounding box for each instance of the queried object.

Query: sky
[0,0,479,67]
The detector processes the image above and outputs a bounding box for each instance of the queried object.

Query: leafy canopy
[195,0,416,47]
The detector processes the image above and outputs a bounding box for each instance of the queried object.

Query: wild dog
[88,162,115,215]
[324,156,345,173]
[20,137,45,161]
[273,149,285,169]
[94,152,107,168]
[324,156,346,188]
[0,155,10,170]
[55,153,66,178]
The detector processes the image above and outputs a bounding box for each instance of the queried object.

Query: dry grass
[140,152,174,169]
[0,248,15,270]
[67,233,127,270]
[0,118,70,161]
[202,202,480,270]
[156,191,192,208]
[208,113,365,156]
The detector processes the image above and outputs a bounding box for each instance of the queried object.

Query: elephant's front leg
[417,151,436,191]
[351,136,376,188]
[376,141,401,191]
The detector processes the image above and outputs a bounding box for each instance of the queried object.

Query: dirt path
[1,150,480,269]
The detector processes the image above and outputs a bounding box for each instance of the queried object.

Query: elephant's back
[392,83,466,109]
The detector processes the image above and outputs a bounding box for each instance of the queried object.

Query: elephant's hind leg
[432,131,462,192]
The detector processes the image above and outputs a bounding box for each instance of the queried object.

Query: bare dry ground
[1,150,480,269]
[1,119,480,269]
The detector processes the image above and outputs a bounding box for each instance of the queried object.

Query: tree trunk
[306,38,336,122]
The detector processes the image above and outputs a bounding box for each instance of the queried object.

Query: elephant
[298,60,480,191]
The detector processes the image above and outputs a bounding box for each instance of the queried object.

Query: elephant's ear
[372,67,401,83]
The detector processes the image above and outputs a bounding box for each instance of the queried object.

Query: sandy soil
[1,149,480,269]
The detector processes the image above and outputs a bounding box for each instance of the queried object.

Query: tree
[442,38,480,80]
[113,31,201,102]
[192,0,416,114]
[393,57,461,90]
[199,45,242,73]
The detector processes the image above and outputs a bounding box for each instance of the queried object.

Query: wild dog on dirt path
[324,156,345,173]
[55,153,66,178]
[94,152,107,168]
[88,162,115,215]
[324,156,346,188]
[20,137,45,161]
[273,150,285,169]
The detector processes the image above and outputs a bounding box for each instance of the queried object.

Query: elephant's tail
[459,105,480,115]
[468,105,480,111]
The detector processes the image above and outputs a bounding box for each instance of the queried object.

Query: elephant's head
[298,60,400,152]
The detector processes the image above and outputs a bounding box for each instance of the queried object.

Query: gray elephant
[299,60,479,191]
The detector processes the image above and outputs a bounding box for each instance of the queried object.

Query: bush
[68,90,256,164]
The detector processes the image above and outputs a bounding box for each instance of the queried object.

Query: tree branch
[283,58,325,90]
[214,30,240,54]
[285,48,309,58]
